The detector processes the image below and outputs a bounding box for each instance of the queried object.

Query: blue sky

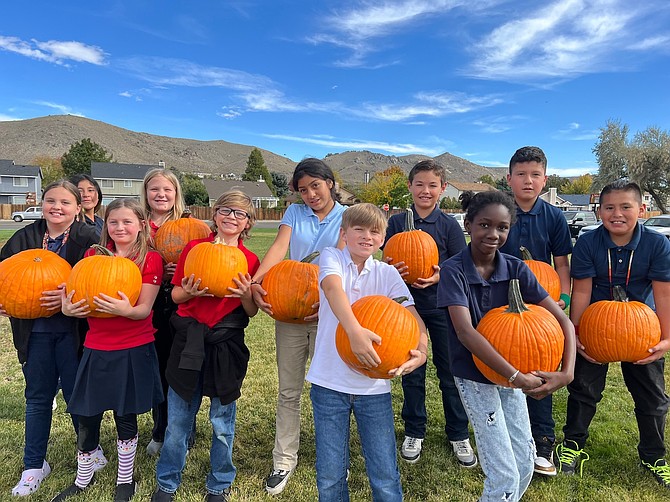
[1,0,669,176]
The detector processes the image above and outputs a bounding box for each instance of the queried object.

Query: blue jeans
[310,384,402,502]
[455,377,534,502]
[527,394,555,442]
[156,386,237,495]
[22,330,79,469]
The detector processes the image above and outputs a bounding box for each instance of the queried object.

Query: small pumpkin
[382,208,439,284]
[474,279,564,387]
[335,295,420,379]
[183,241,248,297]
[579,285,661,363]
[154,211,211,263]
[0,249,72,319]
[520,246,561,302]
[263,251,319,323]
[66,245,143,318]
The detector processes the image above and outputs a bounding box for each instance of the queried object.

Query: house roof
[0,161,41,177]
[91,162,161,180]
[560,194,591,206]
[447,181,496,192]
[202,179,276,199]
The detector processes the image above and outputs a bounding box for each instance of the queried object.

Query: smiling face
[295,175,334,216]
[42,186,81,232]
[507,161,547,209]
[213,206,250,243]
[598,189,645,244]
[105,206,143,248]
[145,175,176,217]
[465,203,513,260]
[341,224,384,265]
[77,179,99,214]
[408,170,446,214]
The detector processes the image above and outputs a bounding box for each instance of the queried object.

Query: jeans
[563,354,668,462]
[455,377,534,502]
[527,394,555,442]
[22,330,80,469]
[401,308,469,441]
[156,386,237,495]
[310,384,402,502]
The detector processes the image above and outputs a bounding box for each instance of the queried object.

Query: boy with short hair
[558,180,670,487]
[384,160,475,467]
[499,146,573,476]
[306,203,429,501]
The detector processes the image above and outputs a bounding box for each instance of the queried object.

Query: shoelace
[405,437,420,449]
[644,461,670,485]
[556,443,589,477]
[270,469,289,477]
[453,440,471,456]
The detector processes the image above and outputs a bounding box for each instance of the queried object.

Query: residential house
[91,162,162,204]
[0,160,42,204]
[540,188,592,211]
[202,179,279,208]
[442,181,496,200]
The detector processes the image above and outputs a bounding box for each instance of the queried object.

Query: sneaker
[450,439,478,468]
[114,481,137,502]
[400,436,423,464]
[12,460,51,496]
[265,468,293,496]
[534,436,557,476]
[146,439,163,457]
[50,484,84,502]
[556,439,589,476]
[207,487,232,501]
[151,488,175,502]
[642,459,670,488]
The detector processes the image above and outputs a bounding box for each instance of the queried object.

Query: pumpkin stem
[505,279,530,314]
[302,251,320,263]
[392,296,409,304]
[519,246,533,261]
[404,207,416,232]
[180,210,193,218]
[612,285,629,302]
[90,244,114,256]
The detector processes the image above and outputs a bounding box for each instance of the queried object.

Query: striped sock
[116,435,138,485]
[75,450,96,489]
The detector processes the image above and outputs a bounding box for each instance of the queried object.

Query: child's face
[42,187,80,228]
[146,175,176,215]
[507,161,547,206]
[341,224,384,262]
[77,180,99,212]
[296,175,334,214]
[465,204,512,256]
[106,207,143,247]
[598,190,645,240]
[213,206,250,240]
[408,170,446,212]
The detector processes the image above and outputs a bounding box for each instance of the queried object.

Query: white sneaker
[12,460,51,496]
[265,468,294,495]
[146,439,163,457]
[400,436,423,463]
[450,439,478,468]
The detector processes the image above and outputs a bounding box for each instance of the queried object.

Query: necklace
[42,226,71,254]
[607,247,635,299]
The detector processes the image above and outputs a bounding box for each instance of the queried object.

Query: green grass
[1,228,670,500]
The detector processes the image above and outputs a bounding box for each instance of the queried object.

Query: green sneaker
[556,439,589,476]
[642,459,670,488]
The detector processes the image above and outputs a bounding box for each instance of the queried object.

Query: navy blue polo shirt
[500,197,572,264]
[437,247,548,383]
[384,204,466,310]
[571,223,670,308]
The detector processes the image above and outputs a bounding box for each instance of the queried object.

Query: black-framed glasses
[216,207,249,220]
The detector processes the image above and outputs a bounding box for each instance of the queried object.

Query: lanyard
[42,227,71,255]
[607,248,635,299]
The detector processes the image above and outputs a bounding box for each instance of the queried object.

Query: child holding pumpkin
[437,190,575,502]
[306,202,428,502]
[55,198,164,502]
[559,180,670,487]
[152,191,259,502]
[0,180,99,497]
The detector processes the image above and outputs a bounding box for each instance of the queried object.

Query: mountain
[0,115,503,185]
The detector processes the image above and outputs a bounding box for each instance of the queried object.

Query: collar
[517,198,543,216]
[411,203,441,223]
[461,245,512,285]
[600,222,642,250]
[342,246,374,274]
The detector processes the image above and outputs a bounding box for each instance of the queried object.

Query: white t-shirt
[306,246,414,395]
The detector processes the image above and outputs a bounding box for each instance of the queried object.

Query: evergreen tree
[181,173,210,206]
[243,148,275,194]
[271,171,290,198]
[61,138,113,177]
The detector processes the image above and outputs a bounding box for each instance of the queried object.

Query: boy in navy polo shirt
[499,146,572,476]
[384,160,474,468]
[558,180,670,488]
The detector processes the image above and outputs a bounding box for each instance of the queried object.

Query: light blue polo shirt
[281,202,346,264]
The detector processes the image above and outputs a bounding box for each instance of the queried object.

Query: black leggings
[77,413,138,452]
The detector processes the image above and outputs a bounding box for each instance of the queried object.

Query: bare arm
[93,283,160,320]
[251,224,292,313]
[554,255,571,308]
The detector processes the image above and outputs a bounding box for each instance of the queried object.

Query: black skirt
[67,342,164,417]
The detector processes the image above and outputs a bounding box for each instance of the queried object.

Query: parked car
[563,210,598,239]
[448,213,466,232]
[11,206,42,222]
[577,218,650,239]
[643,215,670,238]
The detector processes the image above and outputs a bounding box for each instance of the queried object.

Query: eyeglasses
[216,207,249,220]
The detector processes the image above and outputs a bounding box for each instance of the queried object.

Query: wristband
[508,369,520,383]
[560,293,571,308]
[250,280,261,285]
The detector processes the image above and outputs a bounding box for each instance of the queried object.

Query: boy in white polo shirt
[306,203,428,501]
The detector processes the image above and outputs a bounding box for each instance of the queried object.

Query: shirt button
[618,259,623,263]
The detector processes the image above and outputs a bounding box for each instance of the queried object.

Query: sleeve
[436,259,469,308]
[318,247,344,284]
[384,264,414,307]
[548,209,573,257]
[382,214,402,250]
[570,236,597,280]
[444,218,467,258]
[247,251,261,277]
[516,261,549,304]
[143,252,163,285]
[648,234,670,282]
[279,203,297,229]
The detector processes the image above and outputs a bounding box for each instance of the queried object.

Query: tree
[546,174,566,191]
[243,148,274,194]
[180,173,210,206]
[592,120,629,191]
[478,174,495,186]
[34,155,65,186]
[495,177,511,192]
[61,138,113,177]
[439,196,461,210]
[358,166,409,208]
[271,172,290,198]
[561,174,593,195]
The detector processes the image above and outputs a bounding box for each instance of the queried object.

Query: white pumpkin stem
[612,285,629,302]
[505,279,530,314]
[404,207,416,231]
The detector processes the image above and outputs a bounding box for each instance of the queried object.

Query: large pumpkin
[579,285,661,363]
[154,211,211,263]
[520,246,561,302]
[66,245,143,318]
[382,208,439,284]
[335,295,420,379]
[0,249,72,319]
[263,251,319,323]
[474,279,564,387]
[183,241,248,297]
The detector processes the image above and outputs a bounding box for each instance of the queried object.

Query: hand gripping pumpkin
[262,251,319,323]
[0,249,72,319]
[520,246,561,302]
[382,208,439,284]
[66,245,143,318]
[183,241,248,297]
[154,211,211,263]
[335,295,420,379]
[579,285,661,363]
[474,279,564,387]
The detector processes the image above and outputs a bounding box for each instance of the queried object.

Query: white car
[643,215,670,238]
[11,206,43,222]
[577,218,653,239]
[448,213,466,232]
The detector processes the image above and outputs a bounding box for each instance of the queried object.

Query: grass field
[0,227,669,500]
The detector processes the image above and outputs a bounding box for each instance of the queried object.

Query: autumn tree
[478,174,495,186]
[61,138,113,177]
[561,174,593,195]
[243,148,274,194]
[34,155,65,186]
[546,174,567,191]
[358,166,409,208]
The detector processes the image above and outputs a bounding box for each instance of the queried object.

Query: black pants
[78,413,137,452]
[563,354,669,462]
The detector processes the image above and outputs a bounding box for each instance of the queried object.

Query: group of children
[1,148,669,501]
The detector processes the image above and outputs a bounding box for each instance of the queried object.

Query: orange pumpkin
[154,211,211,263]
[520,246,561,302]
[263,251,319,323]
[382,208,439,284]
[66,245,143,318]
[335,295,420,379]
[579,285,661,363]
[0,249,72,319]
[474,279,564,387]
[183,241,248,297]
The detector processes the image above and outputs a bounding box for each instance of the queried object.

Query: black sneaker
[555,439,589,476]
[264,468,293,496]
[50,484,85,502]
[534,436,557,476]
[151,488,175,502]
[207,487,232,501]
[114,481,137,502]
[642,459,670,488]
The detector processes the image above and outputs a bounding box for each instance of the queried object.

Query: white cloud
[553,122,599,141]
[472,115,527,133]
[0,35,107,66]
[119,91,132,98]
[0,114,22,121]
[32,101,85,117]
